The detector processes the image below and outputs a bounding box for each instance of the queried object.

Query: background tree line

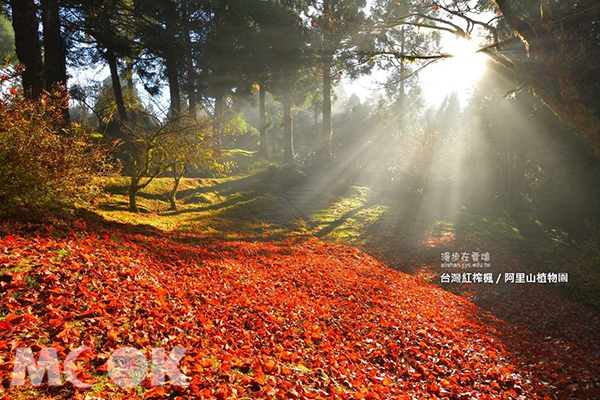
[0,0,599,218]
[3,0,598,152]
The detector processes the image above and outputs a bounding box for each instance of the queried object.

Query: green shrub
[0,87,115,215]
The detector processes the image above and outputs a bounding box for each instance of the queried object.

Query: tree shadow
[171,166,357,227]
[314,203,370,238]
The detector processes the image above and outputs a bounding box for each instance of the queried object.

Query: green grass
[224,148,274,173]
[97,157,547,247]
[95,150,556,277]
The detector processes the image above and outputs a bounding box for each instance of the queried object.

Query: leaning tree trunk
[283,93,294,163]
[106,48,128,123]
[169,175,181,211]
[101,7,128,124]
[9,0,44,99]
[128,185,139,213]
[258,83,268,157]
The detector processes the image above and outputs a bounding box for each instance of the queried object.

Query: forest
[1,0,600,399]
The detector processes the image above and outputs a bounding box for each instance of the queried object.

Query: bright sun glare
[444,37,487,78]
[419,36,488,106]
[345,36,489,106]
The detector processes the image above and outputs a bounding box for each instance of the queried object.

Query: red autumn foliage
[0,220,599,399]
[0,87,116,215]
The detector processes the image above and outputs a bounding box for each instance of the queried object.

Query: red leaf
[144,387,166,399]
[0,321,12,331]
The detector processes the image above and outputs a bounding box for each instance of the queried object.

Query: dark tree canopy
[490,0,600,153]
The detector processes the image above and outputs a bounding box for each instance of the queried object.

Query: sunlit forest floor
[2,150,600,399]
[97,150,600,358]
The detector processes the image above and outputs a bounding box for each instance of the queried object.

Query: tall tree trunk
[313,99,319,138]
[106,47,128,123]
[312,100,319,163]
[258,83,268,157]
[41,0,69,122]
[9,0,44,99]
[283,93,293,163]
[320,52,333,161]
[213,94,225,147]
[503,144,527,207]
[182,0,196,116]
[40,0,66,88]
[125,58,135,92]
[165,53,181,117]
[164,8,181,118]
[214,95,225,116]
[398,27,406,125]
